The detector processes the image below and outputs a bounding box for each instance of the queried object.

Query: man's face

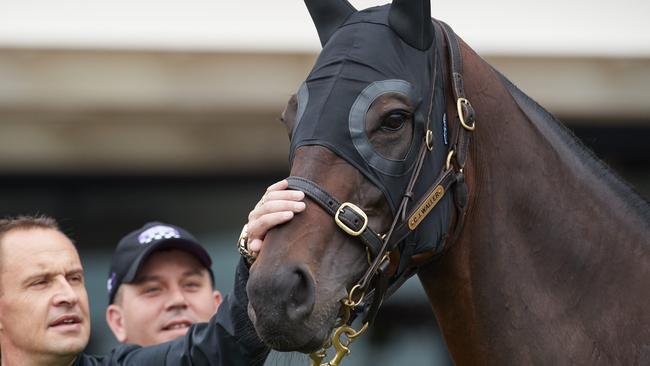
[108,249,221,346]
[0,229,90,359]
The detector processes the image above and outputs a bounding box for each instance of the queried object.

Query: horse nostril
[247,262,316,327]
[286,265,315,321]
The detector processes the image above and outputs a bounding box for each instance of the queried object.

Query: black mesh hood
[291,5,453,255]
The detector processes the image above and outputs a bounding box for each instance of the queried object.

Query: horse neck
[418,45,650,365]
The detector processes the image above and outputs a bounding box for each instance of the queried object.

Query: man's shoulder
[74,344,142,366]
[74,352,108,366]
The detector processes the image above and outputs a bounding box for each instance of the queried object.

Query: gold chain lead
[308,293,369,366]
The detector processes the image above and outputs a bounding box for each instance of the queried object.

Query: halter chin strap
[287,19,475,327]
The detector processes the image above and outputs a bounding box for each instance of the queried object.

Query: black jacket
[74,260,269,366]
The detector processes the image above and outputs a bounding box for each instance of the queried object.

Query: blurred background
[1,0,648,364]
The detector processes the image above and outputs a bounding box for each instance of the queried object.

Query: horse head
[247,0,458,352]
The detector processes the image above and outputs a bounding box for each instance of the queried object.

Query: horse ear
[304,0,356,46]
[388,0,434,50]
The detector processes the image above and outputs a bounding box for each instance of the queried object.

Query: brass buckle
[334,202,368,237]
[456,97,476,131]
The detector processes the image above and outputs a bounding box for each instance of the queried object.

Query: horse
[246,0,650,364]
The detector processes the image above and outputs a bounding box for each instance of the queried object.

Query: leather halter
[287,20,475,325]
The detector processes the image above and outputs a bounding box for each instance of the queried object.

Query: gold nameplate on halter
[408,185,445,230]
[334,202,368,237]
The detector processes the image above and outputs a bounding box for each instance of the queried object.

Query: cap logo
[107,272,116,293]
[138,225,181,245]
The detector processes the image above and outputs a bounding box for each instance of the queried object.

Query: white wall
[1,0,649,56]
[0,0,648,174]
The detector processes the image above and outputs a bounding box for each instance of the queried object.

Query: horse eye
[380,111,410,132]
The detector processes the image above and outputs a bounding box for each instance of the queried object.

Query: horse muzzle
[247,261,331,352]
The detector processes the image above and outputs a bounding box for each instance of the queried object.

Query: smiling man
[105,222,224,346]
[105,179,306,348]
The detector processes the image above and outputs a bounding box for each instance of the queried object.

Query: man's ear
[106,304,127,343]
[212,290,223,312]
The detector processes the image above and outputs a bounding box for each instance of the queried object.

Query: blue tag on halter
[442,113,448,146]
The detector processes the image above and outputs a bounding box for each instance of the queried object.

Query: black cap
[107,222,213,304]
